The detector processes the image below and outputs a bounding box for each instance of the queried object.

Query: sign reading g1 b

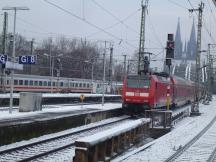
[19,55,37,64]
[0,54,8,64]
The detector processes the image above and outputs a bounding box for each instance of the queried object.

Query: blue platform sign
[19,55,37,64]
[0,54,8,64]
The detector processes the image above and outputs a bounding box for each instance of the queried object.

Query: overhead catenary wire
[206,0,216,23]
[91,0,139,35]
[147,14,164,48]
[43,0,137,49]
[168,0,189,10]
[86,8,141,38]
[187,0,216,44]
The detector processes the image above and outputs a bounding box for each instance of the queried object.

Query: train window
[60,82,63,87]
[87,84,90,88]
[48,81,51,86]
[72,83,75,87]
[43,81,47,86]
[52,82,55,86]
[24,80,28,85]
[30,80,33,86]
[7,80,9,85]
[19,80,23,85]
[75,83,78,87]
[14,80,18,85]
[83,83,86,88]
[39,81,42,86]
[65,82,68,87]
[34,81,38,86]
[79,83,82,87]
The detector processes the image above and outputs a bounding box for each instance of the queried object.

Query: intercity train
[0,74,122,94]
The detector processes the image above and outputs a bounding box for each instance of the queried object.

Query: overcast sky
[0,0,216,70]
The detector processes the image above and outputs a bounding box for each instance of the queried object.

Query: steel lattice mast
[138,0,148,74]
[189,2,204,115]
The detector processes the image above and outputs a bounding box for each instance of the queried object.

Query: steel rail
[165,115,216,162]
[207,147,216,162]
[0,116,130,162]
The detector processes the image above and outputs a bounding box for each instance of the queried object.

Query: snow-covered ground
[114,97,216,162]
[0,103,122,120]
[0,116,129,152]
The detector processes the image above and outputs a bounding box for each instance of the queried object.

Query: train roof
[12,74,122,85]
[172,75,194,85]
[13,74,92,82]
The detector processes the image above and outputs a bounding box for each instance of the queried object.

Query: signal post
[165,34,174,110]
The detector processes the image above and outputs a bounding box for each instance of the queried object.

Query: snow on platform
[0,93,120,98]
[77,118,150,146]
[0,103,122,121]
[114,97,216,162]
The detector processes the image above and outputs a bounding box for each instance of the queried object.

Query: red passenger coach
[171,76,194,107]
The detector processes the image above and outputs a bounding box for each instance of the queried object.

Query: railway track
[208,147,216,162]
[0,116,131,162]
[165,115,216,162]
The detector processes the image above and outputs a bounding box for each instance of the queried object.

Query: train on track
[122,72,204,113]
[0,74,122,94]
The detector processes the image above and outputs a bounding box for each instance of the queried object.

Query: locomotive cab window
[127,75,150,88]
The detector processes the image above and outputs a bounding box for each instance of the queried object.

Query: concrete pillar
[19,92,42,112]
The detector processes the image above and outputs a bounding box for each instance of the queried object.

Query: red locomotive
[122,72,198,113]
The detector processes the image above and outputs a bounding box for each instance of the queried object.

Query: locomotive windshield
[127,75,150,88]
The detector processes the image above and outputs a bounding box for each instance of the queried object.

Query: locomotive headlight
[126,92,134,96]
[140,93,149,97]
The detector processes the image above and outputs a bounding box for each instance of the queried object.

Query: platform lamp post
[84,60,94,93]
[2,6,29,114]
[43,53,63,93]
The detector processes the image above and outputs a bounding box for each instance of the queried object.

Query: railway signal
[165,34,174,111]
[166,34,175,68]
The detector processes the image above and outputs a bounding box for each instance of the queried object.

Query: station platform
[0,103,122,146]
[0,93,121,106]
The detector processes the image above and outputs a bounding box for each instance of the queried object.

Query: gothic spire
[187,18,196,60]
[174,17,183,59]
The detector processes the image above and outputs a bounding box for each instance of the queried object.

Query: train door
[92,82,97,93]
